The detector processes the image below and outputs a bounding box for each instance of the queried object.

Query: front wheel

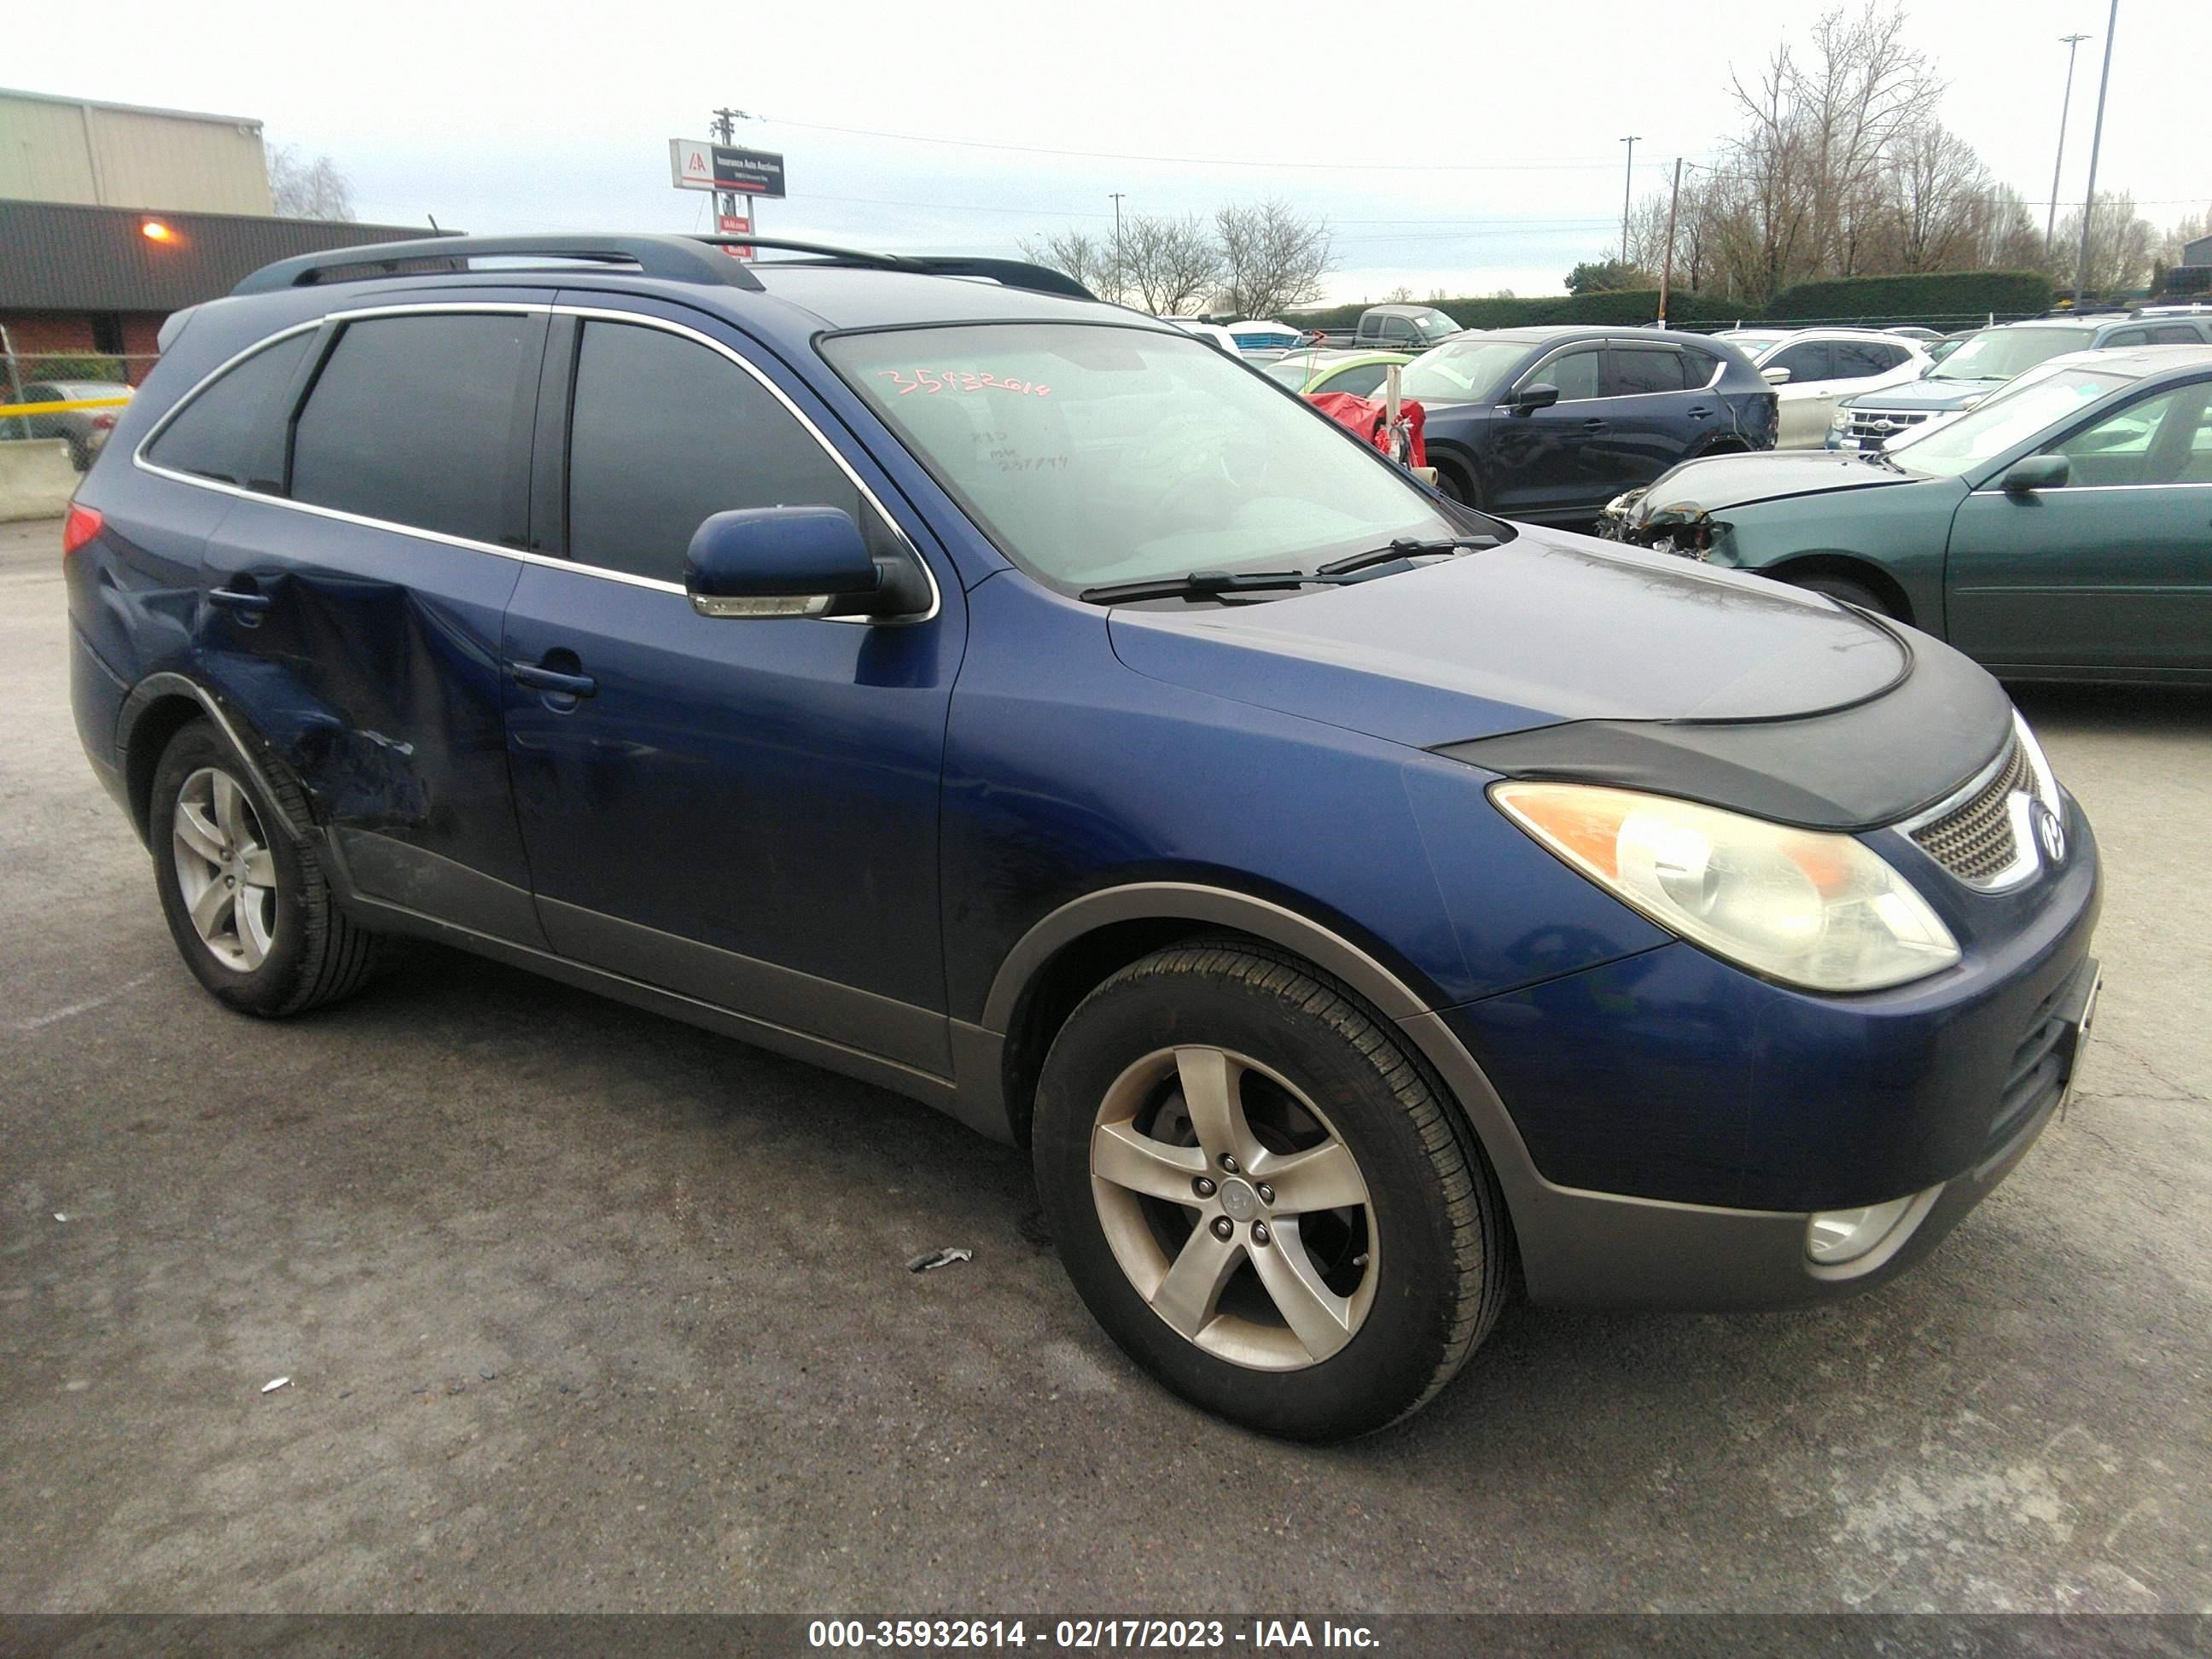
[1032,941,1511,1441]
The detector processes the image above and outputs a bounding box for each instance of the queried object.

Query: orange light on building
[140,219,175,242]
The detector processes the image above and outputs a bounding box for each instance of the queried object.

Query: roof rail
[690,236,1097,300]
[231,234,766,296]
[231,232,1099,304]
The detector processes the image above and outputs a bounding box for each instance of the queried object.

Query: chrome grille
[1845,407,1934,441]
[1910,738,2031,883]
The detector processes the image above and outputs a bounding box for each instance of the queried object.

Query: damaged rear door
[192,298,551,944]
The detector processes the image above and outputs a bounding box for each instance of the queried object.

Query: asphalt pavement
[3,514,2207,1614]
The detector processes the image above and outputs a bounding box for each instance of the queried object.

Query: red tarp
[1306,391,1427,469]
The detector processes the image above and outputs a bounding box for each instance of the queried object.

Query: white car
[1156,317,1240,353]
[1753,329,1933,448]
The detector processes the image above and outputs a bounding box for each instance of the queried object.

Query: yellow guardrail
[0,394,132,418]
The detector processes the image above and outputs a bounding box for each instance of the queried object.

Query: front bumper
[1424,795,2101,1311]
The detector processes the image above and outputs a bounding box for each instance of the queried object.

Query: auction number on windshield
[877,370,1052,398]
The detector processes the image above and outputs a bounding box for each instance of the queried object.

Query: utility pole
[1109,192,1126,304]
[2073,1,2118,306]
[713,106,755,244]
[1619,136,1641,265]
[2045,33,2092,258]
[1657,157,1684,329]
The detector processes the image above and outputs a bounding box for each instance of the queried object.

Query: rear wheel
[1432,460,1487,512]
[1787,572,1892,617]
[149,720,381,1017]
[1033,941,1511,1441]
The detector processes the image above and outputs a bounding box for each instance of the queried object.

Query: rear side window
[1765,340,1834,382]
[1607,346,1691,396]
[1834,340,1905,378]
[2147,324,2204,345]
[290,314,538,544]
[563,320,891,585]
[143,330,313,490]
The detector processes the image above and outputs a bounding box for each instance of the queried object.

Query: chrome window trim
[1511,340,1716,402]
[1892,710,2053,894]
[1966,480,2212,497]
[133,299,941,623]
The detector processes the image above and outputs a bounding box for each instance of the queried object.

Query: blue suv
[66,235,2102,1440]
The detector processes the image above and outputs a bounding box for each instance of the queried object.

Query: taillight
[62,502,104,557]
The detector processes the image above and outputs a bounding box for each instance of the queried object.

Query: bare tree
[2157,205,2210,267]
[2052,191,2159,294]
[1116,215,1222,314]
[267,144,356,221]
[1018,230,1121,300]
[1790,4,1941,273]
[1213,200,1335,318]
[1878,122,1994,272]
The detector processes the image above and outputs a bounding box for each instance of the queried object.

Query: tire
[1432,458,1487,512]
[149,719,381,1017]
[1788,572,1892,617]
[1032,940,1511,1441]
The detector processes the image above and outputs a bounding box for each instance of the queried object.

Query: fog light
[1806,1196,1917,1265]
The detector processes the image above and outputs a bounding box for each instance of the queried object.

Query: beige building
[0,86,273,216]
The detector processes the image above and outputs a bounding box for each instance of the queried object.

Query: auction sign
[669,139,787,198]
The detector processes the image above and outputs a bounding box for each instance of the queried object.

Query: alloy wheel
[170,766,278,971]
[1089,1045,1377,1371]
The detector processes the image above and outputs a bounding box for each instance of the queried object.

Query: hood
[1106,527,1911,750]
[1617,450,1914,520]
[1843,375,2001,412]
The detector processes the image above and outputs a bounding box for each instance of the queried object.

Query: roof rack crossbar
[690,236,1096,301]
[232,234,766,296]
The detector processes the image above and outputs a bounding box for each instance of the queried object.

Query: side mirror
[1761,365,1792,385]
[1999,453,2071,496]
[1511,382,1560,416]
[684,506,928,620]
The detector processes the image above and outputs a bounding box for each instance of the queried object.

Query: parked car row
[7,379,134,470]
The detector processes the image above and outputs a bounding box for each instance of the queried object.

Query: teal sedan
[1600,346,2212,682]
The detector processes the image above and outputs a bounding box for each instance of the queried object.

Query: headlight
[1491,783,1960,992]
[1830,406,1852,431]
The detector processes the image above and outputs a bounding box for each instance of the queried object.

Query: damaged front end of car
[1598,486,1728,560]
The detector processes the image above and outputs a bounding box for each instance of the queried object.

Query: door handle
[510,661,597,697]
[1581,419,1608,431]
[1685,405,1714,418]
[206,587,272,614]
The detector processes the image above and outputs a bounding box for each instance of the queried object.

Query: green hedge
[1761,270,2053,325]
[1300,288,1749,334]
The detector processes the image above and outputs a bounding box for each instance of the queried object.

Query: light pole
[2045,33,2092,258]
[2073,0,2119,306]
[1109,191,1126,302]
[1619,136,1641,265]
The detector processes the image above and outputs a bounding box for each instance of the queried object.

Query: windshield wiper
[1314,534,1499,577]
[1078,568,1367,603]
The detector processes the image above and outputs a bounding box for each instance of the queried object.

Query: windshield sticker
[877,369,1051,398]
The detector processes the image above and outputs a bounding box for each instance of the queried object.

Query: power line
[757,114,1694,174]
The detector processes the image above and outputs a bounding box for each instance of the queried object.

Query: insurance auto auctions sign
[669,139,787,198]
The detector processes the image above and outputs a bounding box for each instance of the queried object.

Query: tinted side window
[290,314,537,543]
[1834,341,1901,378]
[2102,329,2148,348]
[565,321,889,585]
[1766,341,1833,381]
[1608,346,1689,396]
[2146,324,2203,345]
[1328,363,1391,398]
[1532,347,1603,401]
[144,330,313,490]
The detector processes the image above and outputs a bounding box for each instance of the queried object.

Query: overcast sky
[14,0,2204,303]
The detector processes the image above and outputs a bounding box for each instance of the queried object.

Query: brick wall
[2,309,167,384]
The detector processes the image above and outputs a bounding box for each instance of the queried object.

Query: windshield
[1888,366,2132,478]
[1397,340,1534,402]
[824,323,1464,593]
[1265,357,1318,388]
[1929,326,2093,382]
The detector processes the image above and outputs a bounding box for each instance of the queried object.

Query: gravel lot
[3,512,2207,1615]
